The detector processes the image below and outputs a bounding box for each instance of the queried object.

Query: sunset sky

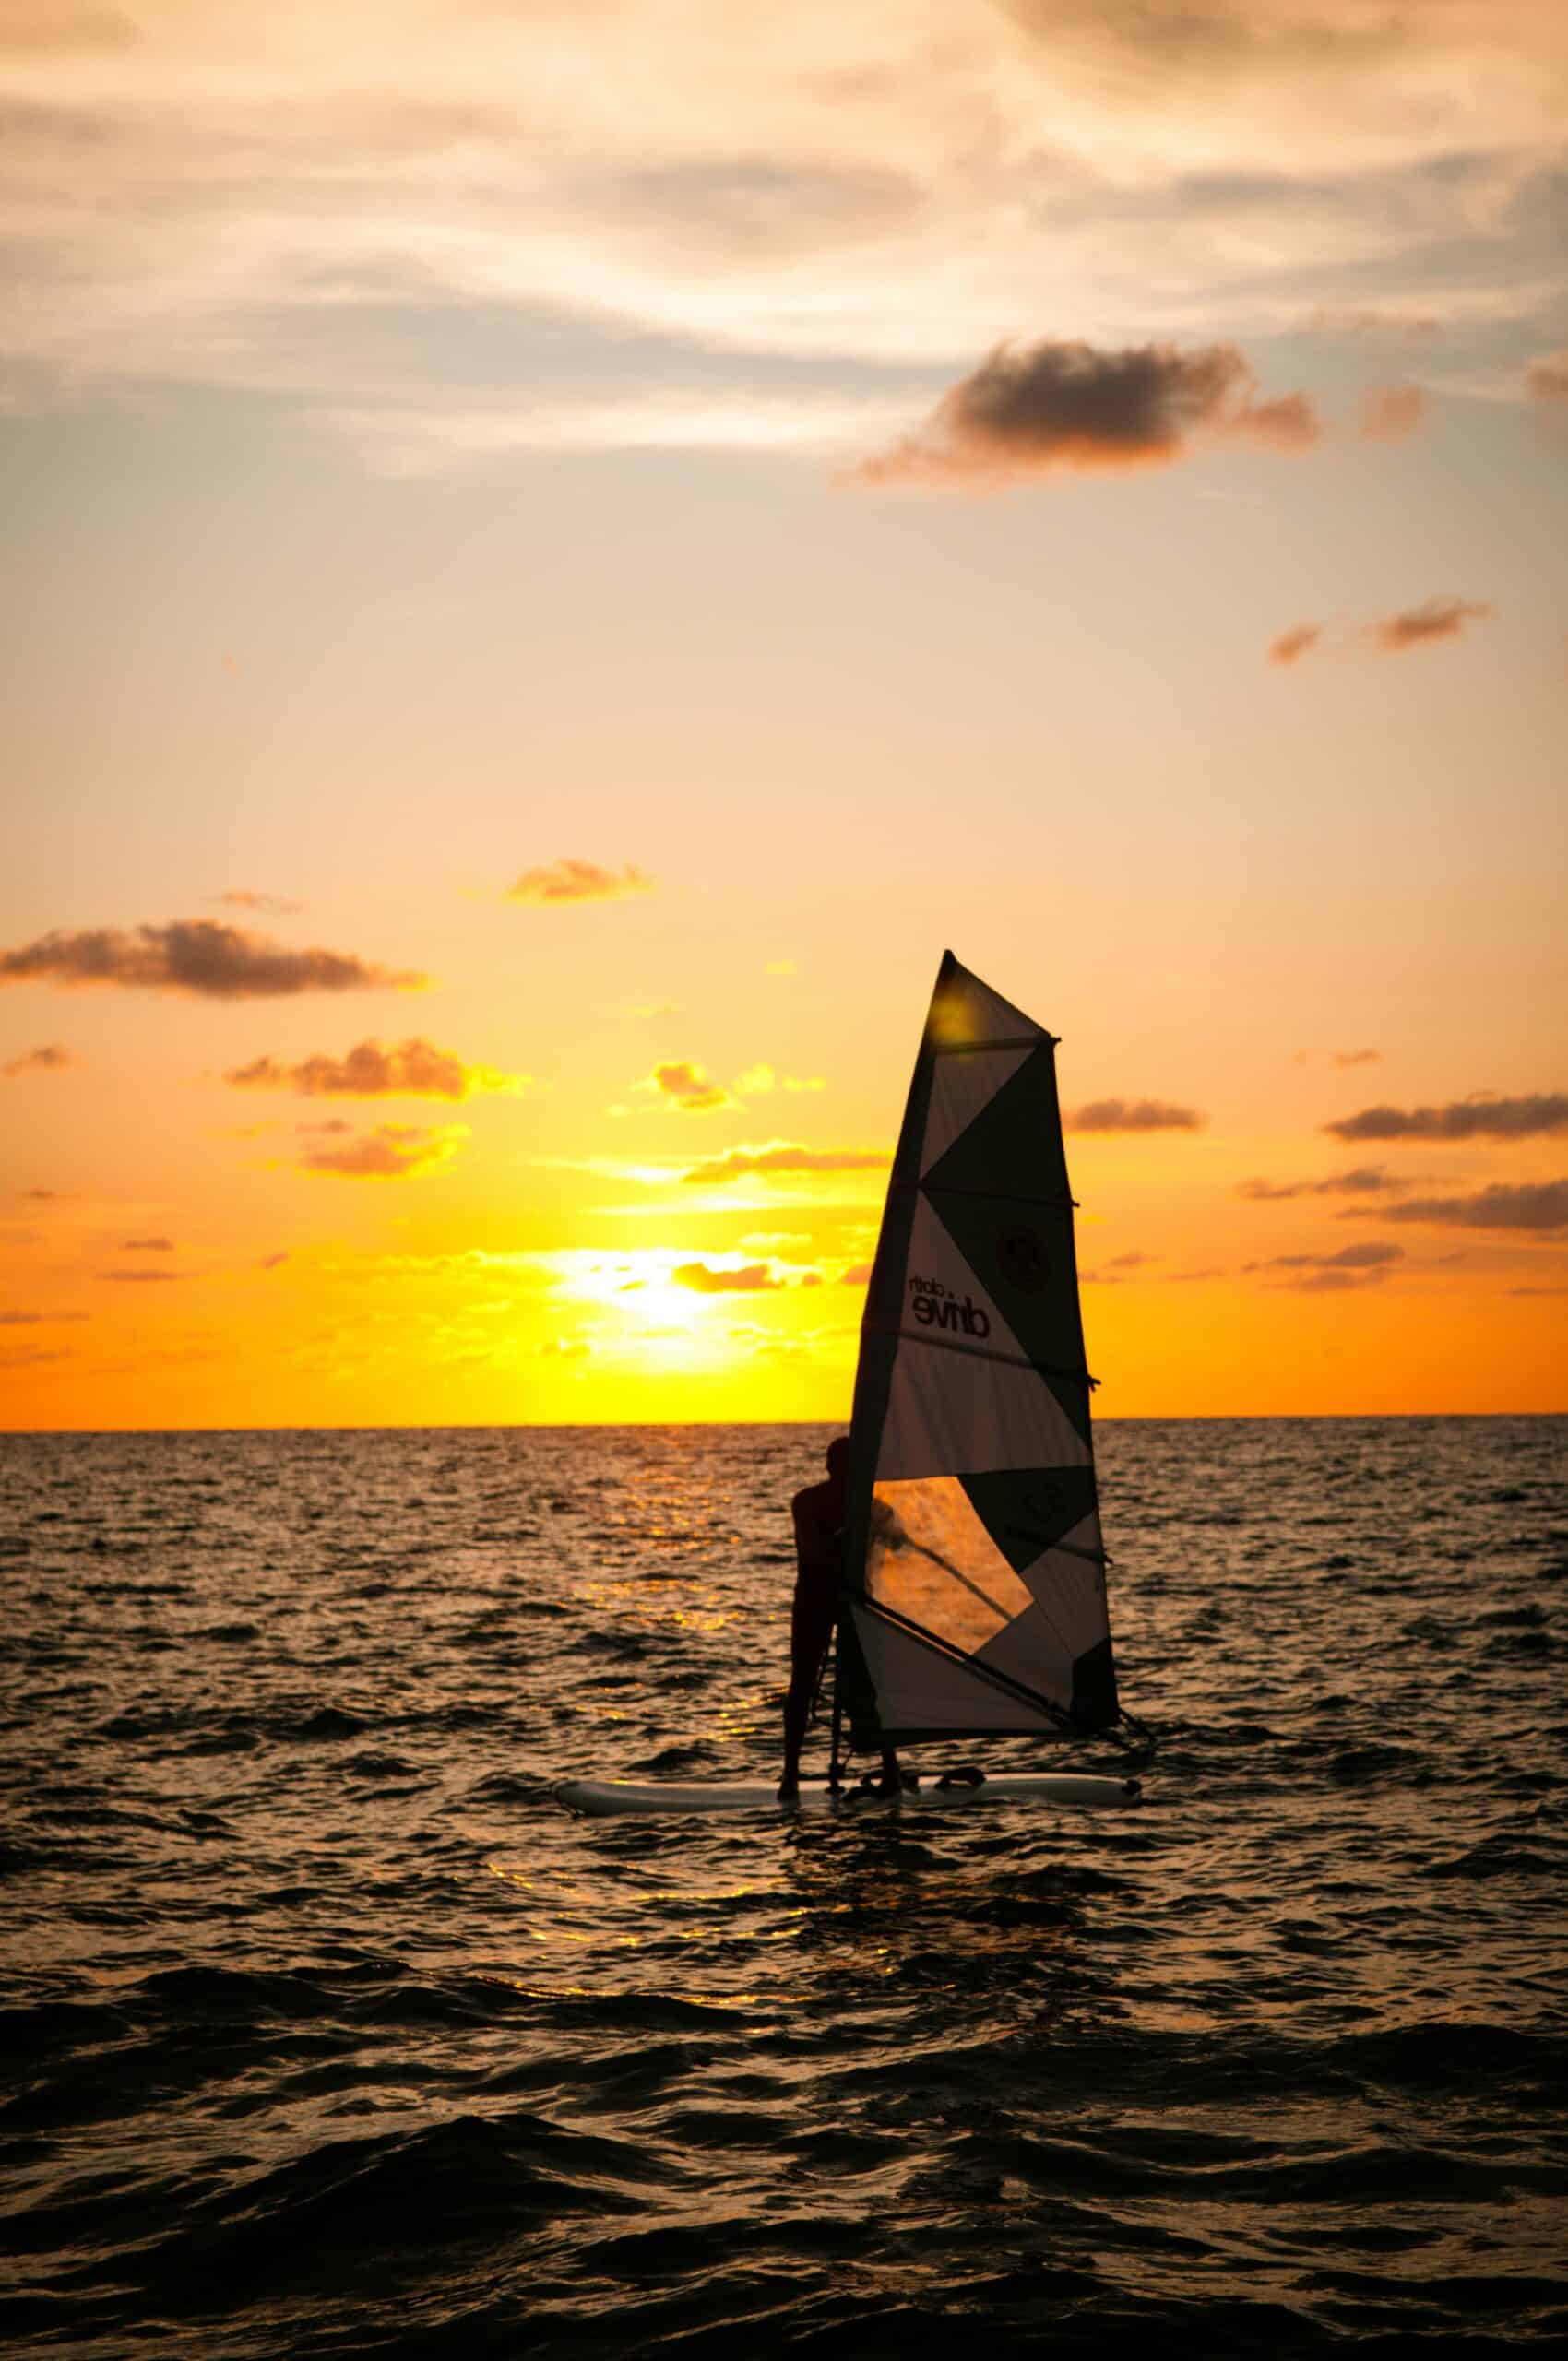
[3,0,1565,1429]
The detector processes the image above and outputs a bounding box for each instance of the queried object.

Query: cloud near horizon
[1066,1097,1204,1133]
[0,920,422,999]
[1366,598,1493,654]
[671,1261,785,1294]
[681,1143,892,1185]
[507,860,652,907]
[227,1038,524,1100]
[1343,1181,1568,1232]
[858,339,1320,490]
[1526,350,1568,403]
[1325,1093,1568,1143]
[298,1123,465,1179]
[216,890,303,915]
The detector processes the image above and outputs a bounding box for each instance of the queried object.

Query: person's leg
[779,1577,835,1801]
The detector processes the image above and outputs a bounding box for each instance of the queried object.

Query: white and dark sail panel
[837,952,1120,1747]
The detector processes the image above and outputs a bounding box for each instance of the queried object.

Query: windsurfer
[778,1436,903,1802]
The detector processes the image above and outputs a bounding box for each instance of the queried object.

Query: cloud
[1309,307,1441,341]
[1333,1049,1381,1068]
[1344,1181,1568,1232]
[0,919,422,998]
[1325,1093,1568,1143]
[645,1060,731,1112]
[1245,1240,1403,1290]
[1366,598,1493,654]
[0,0,1563,476]
[680,1143,892,1184]
[840,1264,873,1287]
[122,1236,173,1251]
[299,1122,465,1179]
[1526,350,1568,403]
[1358,382,1426,441]
[98,1268,183,1283]
[260,1252,290,1270]
[1,1043,76,1077]
[671,1260,785,1294]
[0,1310,89,1325]
[217,890,303,914]
[1238,1166,1402,1200]
[227,1038,524,1099]
[506,860,652,906]
[736,1063,775,1095]
[1066,1097,1204,1133]
[858,338,1320,489]
[1268,623,1321,668]
[1110,1251,1155,1268]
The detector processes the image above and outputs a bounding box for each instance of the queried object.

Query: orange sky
[2,1,1565,1427]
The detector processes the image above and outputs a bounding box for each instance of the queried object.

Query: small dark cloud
[647,1061,731,1112]
[1343,1181,1568,1232]
[839,1263,873,1286]
[228,1038,522,1100]
[671,1261,784,1294]
[260,1252,290,1270]
[19,1188,59,1202]
[1268,623,1320,667]
[507,860,652,906]
[0,1310,88,1324]
[1238,1166,1401,1200]
[1066,1097,1204,1133]
[1110,1252,1155,1268]
[122,1237,174,1252]
[1509,1284,1568,1297]
[98,1269,183,1283]
[1366,598,1492,654]
[1325,1093,1568,1143]
[1333,1049,1381,1068]
[1526,349,1568,404]
[682,1144,891,1184]
[857,338,1320,490]
[1359,383,1426,442]
[0,919,422,998]
[300,1123,462,1179]
[1,1043,76,1078]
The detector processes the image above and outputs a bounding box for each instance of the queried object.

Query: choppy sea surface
[2,1418,1565,2360]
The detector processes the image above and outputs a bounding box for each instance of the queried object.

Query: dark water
[2,1418,1565,2360]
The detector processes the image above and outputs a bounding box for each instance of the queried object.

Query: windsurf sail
[834,953,1123,1752]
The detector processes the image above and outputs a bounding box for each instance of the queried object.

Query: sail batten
[836,951,1122,1753]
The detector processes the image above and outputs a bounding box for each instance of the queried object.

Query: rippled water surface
[3,1418,1565,2358]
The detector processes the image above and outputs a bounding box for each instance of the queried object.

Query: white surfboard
[555,1769,1142,1818]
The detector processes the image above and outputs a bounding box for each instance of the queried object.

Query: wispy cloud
[298,1122,466,1179]
[1,1043,76,1078]
[1325,1093,1568,1143]
[0,920,422,998]
[1268,623,1321,668]
[1526,349,1568,403]
[1244,1241,1403,1290]
[1238,1166,1402,1200]
[507,860,652,906]
[122,1236,173,1252]
[216,890,303,915]
[1333,1049,1381,1068]
[680,1143,891,1185]
[1366,598,1493,654]
[228,1038,525,1099]
[1067,1097,1204,1133]
[1358,382,1426,441]
[859,339,1319,490]
[1343,1181,1568,1231]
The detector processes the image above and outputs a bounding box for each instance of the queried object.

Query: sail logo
[908,1274,991,1339]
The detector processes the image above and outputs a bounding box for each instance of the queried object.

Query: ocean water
[2,1417,1565,2360]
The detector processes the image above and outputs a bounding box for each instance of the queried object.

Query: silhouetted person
[779,1436,902,1802]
